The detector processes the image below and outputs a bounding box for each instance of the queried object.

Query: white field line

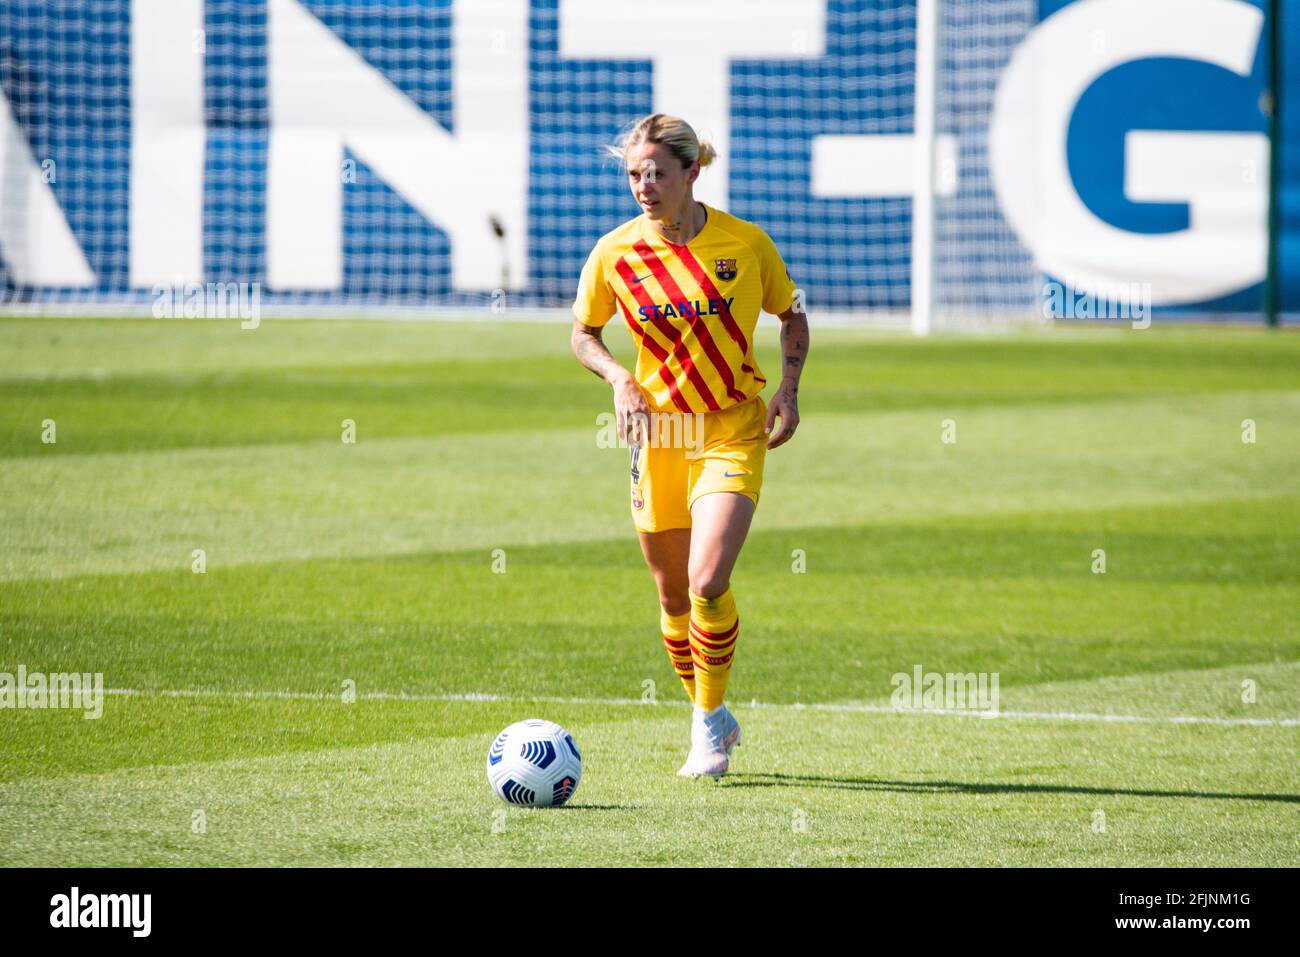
[100,687,1300,728]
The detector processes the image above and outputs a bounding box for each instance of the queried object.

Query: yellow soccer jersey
[572,203,797,414]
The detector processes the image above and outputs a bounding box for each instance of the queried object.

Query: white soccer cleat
[676,746,729,778]
[676,703,734,779]
[720,704,741,756]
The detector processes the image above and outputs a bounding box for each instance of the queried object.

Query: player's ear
[686,161,700,186]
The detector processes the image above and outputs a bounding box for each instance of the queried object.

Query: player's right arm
[570,318,626,385]
[571,319,652,445]
[570,241,652,444]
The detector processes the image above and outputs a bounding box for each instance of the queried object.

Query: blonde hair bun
[604,114,717,171]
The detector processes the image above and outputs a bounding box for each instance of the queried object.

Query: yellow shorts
[630,395,768,533]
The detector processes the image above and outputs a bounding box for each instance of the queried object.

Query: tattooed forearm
[778,309,809,383]
[571,321,631,385]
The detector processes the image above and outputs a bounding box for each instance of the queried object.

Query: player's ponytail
[605,114,717,172]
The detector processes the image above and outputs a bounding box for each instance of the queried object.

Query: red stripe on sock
[690,620,739,647]
[691,648,735,667]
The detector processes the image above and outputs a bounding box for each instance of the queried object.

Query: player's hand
[612,372,653,446]
[765,377,800,449]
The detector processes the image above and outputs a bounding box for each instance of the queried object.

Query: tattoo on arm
[572,323,626,383]
[779,314,809,383]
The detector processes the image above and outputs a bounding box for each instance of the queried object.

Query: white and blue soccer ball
[486,719,582,808]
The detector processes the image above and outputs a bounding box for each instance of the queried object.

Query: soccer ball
[486,719,582,808]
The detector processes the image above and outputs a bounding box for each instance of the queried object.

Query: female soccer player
[570,114,809,778]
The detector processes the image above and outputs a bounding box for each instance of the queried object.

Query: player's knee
[687,569,729,600]
[653,572,690,616]
[659,593,690,617]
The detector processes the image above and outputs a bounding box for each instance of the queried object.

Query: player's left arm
[765,295,807,450]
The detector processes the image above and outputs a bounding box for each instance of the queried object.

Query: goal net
[0,0,1046,325]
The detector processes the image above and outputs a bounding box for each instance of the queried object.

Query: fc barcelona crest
[714,258,737,281]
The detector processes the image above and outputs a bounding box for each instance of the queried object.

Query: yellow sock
[688,587,738,712]
[660,608,695,704]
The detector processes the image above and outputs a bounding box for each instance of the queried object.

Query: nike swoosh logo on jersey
[629,274,648,283]
[723,471,747,478]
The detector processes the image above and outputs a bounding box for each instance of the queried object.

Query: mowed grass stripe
[1,701,1295,866]
[3,504,1295,709]
[90,685,1300,726]
[2,390,1296,580]
[4,320,1298,460]
[0,316,581,378]
[0,356,605,457]
[3,664,1297,787]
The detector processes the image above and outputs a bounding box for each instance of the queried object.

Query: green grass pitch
[0,314,1297,867]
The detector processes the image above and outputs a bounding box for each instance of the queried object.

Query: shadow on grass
[722,772,1300,804]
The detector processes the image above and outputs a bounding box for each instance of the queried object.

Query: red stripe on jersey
[670,245,749,355]
[616,298,693,414]
[633,241,747,405]
[613,256,722,412]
